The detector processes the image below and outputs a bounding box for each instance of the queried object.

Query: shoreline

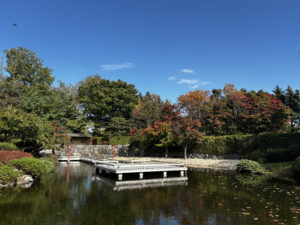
[115,157,240,171]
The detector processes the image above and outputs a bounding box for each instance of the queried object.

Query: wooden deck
[58,156,188,181]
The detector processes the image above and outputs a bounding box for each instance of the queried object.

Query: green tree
[153,121,174,158]
[0,106,55,153]
[0,78,23,107]
[4,47,54,90]
[77,75,138,135]
[131,92,167,129]
[273,85,300,130]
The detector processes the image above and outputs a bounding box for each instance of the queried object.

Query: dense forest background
[0,47,299,155]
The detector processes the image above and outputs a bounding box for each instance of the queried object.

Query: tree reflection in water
[0,163,299,225]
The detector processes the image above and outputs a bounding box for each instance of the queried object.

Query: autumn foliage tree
[177,84,288,135]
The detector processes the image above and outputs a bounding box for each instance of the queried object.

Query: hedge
[109,136,131,145]
[0,151,33,163]
[191,133,300,158]
[0,142,18,151]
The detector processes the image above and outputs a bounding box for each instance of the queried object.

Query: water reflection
[92,175,188,191]
[0,163,299,225]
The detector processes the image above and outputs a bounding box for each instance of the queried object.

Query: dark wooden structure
[68,133,92,145]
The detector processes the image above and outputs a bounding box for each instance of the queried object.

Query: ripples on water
[0,163,299,225]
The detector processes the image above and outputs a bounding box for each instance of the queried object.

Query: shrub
[0,165,20,184]
[0,162,4,167]
[0,142,18,151]
[236,160,263,174]
[40,158,56,173]
[293,156,300,178]
[7,158,47,178]
[110,136,131,145]
[0,151,33,163]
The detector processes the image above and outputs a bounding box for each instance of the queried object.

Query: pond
[0,163,299,225]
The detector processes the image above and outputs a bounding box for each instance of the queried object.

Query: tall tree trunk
[184,145,187,159]
[165,147,168,158]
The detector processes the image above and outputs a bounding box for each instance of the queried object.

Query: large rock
[17,175,34,185]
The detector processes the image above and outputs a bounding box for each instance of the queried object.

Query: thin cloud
[201,81,210,86]
[191,84,199,89]
[100,63,135,71]
[181,68,194,74]
[168,76,176,81]
[177,79,199,85]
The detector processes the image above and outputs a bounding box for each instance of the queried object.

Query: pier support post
[163,172,167,178]
[118,174,123,181]
[180,171,184,177]
[96,168,99,174]
[139,173,144,179]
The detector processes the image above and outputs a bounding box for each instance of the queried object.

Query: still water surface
[0,163,299,225]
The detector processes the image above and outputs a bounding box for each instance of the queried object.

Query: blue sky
[0,0,300,102]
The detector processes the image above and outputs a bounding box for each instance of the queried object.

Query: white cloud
[181,68,194,74]
[177,79,199,85]
[191,84,199,89]
[201,81,210,86]
[168,76,176,81]
[100,63,135,71]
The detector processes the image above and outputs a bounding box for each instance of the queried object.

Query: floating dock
[95,160,187,180]
[58,157,188,181]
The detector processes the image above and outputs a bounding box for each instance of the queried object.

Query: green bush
[236,160,263,174]
[109,136,131,145]
[7,158,47,178]
[0,142,18,151]
[0,162,4,167]
[0,165,20,184]
[40,158,56,173]
[293,156,300,178]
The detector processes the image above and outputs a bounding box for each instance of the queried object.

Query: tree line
[0,47,299,154]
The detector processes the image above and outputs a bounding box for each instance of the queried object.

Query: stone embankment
[115,157,240,171]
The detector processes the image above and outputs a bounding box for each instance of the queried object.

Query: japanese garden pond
[0,163,299,225]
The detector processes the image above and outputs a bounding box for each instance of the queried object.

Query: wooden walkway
[58,156,188,180]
